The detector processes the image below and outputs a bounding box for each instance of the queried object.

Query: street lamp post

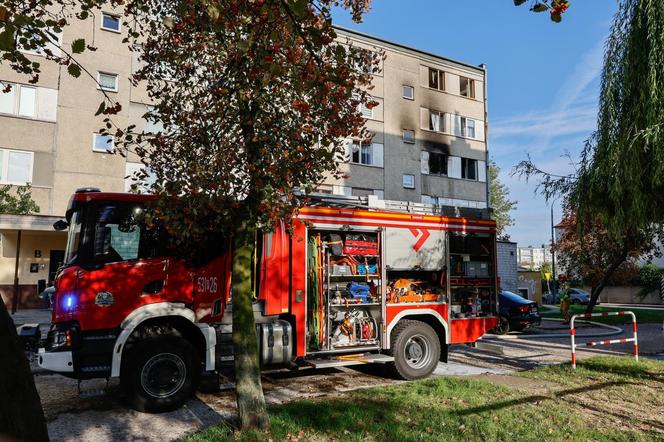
[550,204,557,298]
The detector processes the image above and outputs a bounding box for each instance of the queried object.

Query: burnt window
[428,152,447,176]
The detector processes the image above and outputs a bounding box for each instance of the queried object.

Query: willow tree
[515,0,664,310]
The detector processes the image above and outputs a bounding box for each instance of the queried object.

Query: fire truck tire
[389,320,440,380]
[123,336,199,413]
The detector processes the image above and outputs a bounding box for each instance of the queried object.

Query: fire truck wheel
[123,336,199,413]
[389,320,440,380]
[492,316,510,335]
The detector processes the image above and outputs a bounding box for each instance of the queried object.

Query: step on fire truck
[39,188,499,412]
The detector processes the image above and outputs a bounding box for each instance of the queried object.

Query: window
[101,13,121,32]
[359,101,374,119]
[0,82,37,118]
[97,72,118,92]
[402,85,414,100]
[18,86,36,117]
[403,174,415,189]
[349,141,383,167]
[403,129,415,143]
[16,26,62,57]
[460,76,475,98]
[462,158,478,180]
[0,148,34,184]
[144,106,164,133]
[462,117,476,138]
[429,110,445,133]
[93,133,114,152]
[425,152,447,176]
[428,67,445,91]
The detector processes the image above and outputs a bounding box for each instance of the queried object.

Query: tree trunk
[0,297,49,441]
[586,251,628,313]
[231,219,270,431]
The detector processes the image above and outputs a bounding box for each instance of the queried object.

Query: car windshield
[63,210,82,265]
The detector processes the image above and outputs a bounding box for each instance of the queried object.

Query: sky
[332,0,619,247]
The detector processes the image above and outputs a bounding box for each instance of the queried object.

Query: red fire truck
[38,188,499,412]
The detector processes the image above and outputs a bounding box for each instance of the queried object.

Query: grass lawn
[542,304,664,324]
[183,356,664,441]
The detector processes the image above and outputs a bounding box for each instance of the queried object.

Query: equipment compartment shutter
[385,227,445,271]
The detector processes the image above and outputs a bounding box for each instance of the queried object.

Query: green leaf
[532,3,549,12]
[551,12,562,22]
[94,101,106,116]
[0,29,15,51]
[71,38,85,54]
[67,63,81,78]
[513,0,528,5]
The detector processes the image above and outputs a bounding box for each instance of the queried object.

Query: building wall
[518,270,543,305]
[496,241,518,293]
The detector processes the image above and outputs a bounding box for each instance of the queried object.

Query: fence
[570,311,638,369]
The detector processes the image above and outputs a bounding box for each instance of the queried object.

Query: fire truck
[38,188,499,412]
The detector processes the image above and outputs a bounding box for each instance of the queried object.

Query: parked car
[542,288,600,305]
[569,288,600,305]
[492,290,541,335]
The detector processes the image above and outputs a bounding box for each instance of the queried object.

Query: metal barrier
[570,311,638,369]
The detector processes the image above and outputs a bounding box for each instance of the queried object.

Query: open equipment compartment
[306,228,383,352]
[448,232,497,318]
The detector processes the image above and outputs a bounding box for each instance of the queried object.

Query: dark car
[492,290,541,335]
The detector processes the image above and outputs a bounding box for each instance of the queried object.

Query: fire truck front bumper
[38,348,74,373]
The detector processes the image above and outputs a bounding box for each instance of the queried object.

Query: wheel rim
[404,334,432,370]
[140,353,187,399]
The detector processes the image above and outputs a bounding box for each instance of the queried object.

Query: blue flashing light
[63,294,77,310]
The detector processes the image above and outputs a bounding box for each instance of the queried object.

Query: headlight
[47,329,72,350]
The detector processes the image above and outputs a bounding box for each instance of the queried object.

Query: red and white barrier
[570,311,638,369]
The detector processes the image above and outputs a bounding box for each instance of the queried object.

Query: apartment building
[517,246,553,270]
[0,18,489,309]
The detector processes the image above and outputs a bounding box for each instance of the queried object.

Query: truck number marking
[197,277,218,294]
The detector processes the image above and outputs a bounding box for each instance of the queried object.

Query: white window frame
[402,85,414,100]
[402,174,415,189]
[0,148,34,185]
[0,82,38,119]
[462,117,476,139]
[97,72,119,92]
[403,129,415,144]
[429,110,445,133]
[100,13,122,33]
[461,158,478,181]
[349,140,383,168]
[92,133,114,153]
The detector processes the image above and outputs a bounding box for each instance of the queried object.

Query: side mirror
[53,220,69,231]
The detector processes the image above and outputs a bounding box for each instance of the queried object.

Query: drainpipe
[12,229,22,314]
[480,63,490,217]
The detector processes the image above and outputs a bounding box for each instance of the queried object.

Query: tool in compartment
[387,278,439,303]
[330,309,377,347]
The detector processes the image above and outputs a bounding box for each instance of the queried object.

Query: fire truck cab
[39,189,499,412]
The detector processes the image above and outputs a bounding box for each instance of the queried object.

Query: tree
[1,0,377,432]
[489,161,517,240]
[0,185,40,214]
[553,211,663,311]
[514,0,664,312]
[514,0,571,22]
[0,185,48,441]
